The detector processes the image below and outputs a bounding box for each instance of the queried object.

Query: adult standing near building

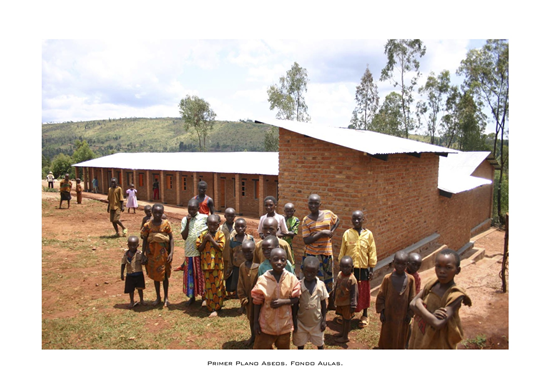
[107,178,127,237]
[58,173,72,209]
[302,194,340,296]
[92,176,99,193]
[47,171,55,189]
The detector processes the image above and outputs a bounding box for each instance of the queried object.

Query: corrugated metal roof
[255,118,458,156]
[438,151,493,194]
[72,152,279,176]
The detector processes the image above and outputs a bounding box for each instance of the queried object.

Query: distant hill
[42,118,276,161]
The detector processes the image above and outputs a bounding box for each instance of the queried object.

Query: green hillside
[42,118,275,161]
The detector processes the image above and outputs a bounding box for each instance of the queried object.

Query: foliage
[50,153,74,179]
[349,65,379,130]
[380,39,426,138]
[370,92,405,137]
[42,185,58,192]
[72,140,97,164]
[178,95,217,151]
[267,62,310,122]
[264,126,279,152]
[417,70,451,144]
[462,334,487,349]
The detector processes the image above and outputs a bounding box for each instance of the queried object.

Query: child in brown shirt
[333,256,357,343]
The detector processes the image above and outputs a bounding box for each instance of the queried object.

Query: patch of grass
[43,186,58,192]
[462,334,487,349]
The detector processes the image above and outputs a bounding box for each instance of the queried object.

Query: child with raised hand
[409,249,472,349]
[375,250,416,349]
[333,256,357,343]
[141,203,174,307]
[120,236,145,308]
[258,196,289,238]
[125,183,138,214]
[407,252,422,295]
[226,217,254,294]
[177,198,208,306]
[251,248,301,349]
[293,256,329,350]
[258,235,295,276]
[140,205,152,229]
[196,214,226,317]
[236,239,260,346]
[282,202,300,263]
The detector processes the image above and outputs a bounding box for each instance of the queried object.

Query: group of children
[118,181,471,349]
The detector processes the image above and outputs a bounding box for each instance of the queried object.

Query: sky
[42,39,491,132]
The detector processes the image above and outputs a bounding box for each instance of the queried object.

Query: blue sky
[42,39,490,132]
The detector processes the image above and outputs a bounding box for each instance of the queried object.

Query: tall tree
[178,95,217,151]
[72,140,97,164]
[267,62,310,122]
[417,70,451,144]
[349,65,379,130]
[370,92,405,137]
[380,39,426,138]
[457,39,509,218]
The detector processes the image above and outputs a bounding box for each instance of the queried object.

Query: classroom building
[73,119,497,273]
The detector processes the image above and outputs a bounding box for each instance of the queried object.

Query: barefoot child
[177,199,208,306]
[125,183,138,214]
[226,217,254,294]
[333,256,357,343]
[120,236,145,308]
[375,250,416,349]
[140,205,152,229]
[258,196,289,238]
[407,252,422,295]
[107,178,127,237]
[251,248,301,349]
[409,249,472,349]
[193,181,215,215]
[293,256,329,349]
[282,202,300,263]
[141,203,174,307]
[236,240,260,346]
[75,178,83,204]
[196,214,226,317]
[59,173,72,209]
[338,210,377,328]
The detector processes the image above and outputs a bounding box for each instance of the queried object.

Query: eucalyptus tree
[417,70,451,144]
[267,62,310,122]
[178,95,217,151]
[350,65,379,130]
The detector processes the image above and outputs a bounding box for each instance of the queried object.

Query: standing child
[193,181,215,215]
[282,202,300,263]
[196,214,226,317]
[251,248,301,349]
[75,178,83,204]
[58,173,72,209]
[293,256,329,350]
[257,235,295,276]
[253,217,294,267]
[92,176,98,193]
[407,252,422,295]
[141,203,174,307]
[47,171,55,189]
[257,196,289,238]
[333,256,357,343]
[125,183,138,214]
[226,217,254,294]
[338,210,377,328]
[152,179,160,200]
[177,199,208,306]
[236,240,260,346]
[409,249,472,349]
[107,178,127,237]
[141,205,152,229]
[375,250,416,349]
[120,236,145,308]
[221,208,236,294]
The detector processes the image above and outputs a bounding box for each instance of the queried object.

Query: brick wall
[278,128,440,261]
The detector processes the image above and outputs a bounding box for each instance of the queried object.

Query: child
[409,249,472,349]
[302,194,340,294]
[140,205,152,229]
[58,173,72,209]
[258,196,289,238]
[236,240,260,346]
[141,203,174,307]
[338,210,377,328]
[193,181,215,215]
[407,252,422,295]
[375,250,416,349]
[293,256,329,350]
[75,178,83,204]
[107,178,127,237]
[177,199,208,306]
[282,202,300,263]
[258,235,295,276]
[251,248,301,349]
[221,208,236,292]
[253,217,294,267]
[226,217,254,294]
[152,179,160,200]
[196,214,226,317]
[92,176,98,193]
[120,236,145,308]
[333,256,357,343]
[125,183,138,214]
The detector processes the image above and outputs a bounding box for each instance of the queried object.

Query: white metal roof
[72,152,279,176]
[255,118,458,156]
[438,151,493,194]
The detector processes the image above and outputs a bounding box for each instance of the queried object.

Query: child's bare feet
[164,299,169,307]
[244,336,255,346]
[334,336,350,343]
[208,311,218,318]
[152,298,161,306]
[185,297,195,306]
[132,301,140,308]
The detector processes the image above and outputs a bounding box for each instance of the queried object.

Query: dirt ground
[42,182,508,349]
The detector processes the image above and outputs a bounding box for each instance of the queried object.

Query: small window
[182,176,187,191]
[166,175,173,189]
[241,180,246,197]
